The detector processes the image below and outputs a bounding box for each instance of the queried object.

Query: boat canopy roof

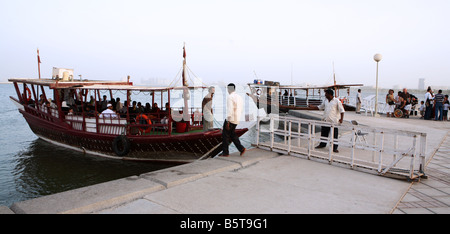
[8,78,206,91]
[248,83,363,90]
[279,84,364,90]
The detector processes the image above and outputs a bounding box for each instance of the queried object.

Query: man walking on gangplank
[219,83,246,157]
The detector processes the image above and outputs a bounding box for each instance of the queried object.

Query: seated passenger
[48,98,57,109]
[41,101,51,113]
[61,101,70,113]
[151,103,160,113]
[84,105,96,117]
[119,100,128,118]
[99,103,118,118]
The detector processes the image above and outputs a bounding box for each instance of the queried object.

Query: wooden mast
[182,43,190,125]
[333,62,338,98]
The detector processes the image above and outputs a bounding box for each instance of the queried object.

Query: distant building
[418,78,425,90]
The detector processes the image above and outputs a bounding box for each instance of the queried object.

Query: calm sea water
[0,83,180,207]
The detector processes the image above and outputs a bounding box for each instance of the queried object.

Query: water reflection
[11,139,177,204]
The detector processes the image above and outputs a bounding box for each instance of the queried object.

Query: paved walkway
[393,132,450,214]
[2,112,449,214]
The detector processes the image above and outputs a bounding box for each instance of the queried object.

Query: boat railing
[278,95,323,107]
[23,101,201,136]
[255,115,427,180]
[24,104,60,123]
[63,113,172,136]
[63,108,203,136]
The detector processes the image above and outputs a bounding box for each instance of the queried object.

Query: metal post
[284,118,287,144]
[329,125,334,164]
[297,119,301,148]
[393,134,398,166]
[307,123,312,159]
[374,62,380,117]
[419,133,427,175]
[256,116,260,146]
[270,116,274,151]
[372,130,377,162]
[351,126,356,169]
[378,132,385,173]
[410,135,418,179]
[288,120,292,155]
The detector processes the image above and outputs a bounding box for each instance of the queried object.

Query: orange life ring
[25,87,32,101]
[256,88,262,95]
[136,114,152,133]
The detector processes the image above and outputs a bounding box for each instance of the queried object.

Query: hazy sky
[1,0,449,89]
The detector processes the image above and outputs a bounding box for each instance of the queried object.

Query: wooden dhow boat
[9,48,248,163]
[247,82,363,113]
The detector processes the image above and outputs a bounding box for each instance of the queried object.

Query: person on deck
[202,86,215,131]
[386,89,396,117]
[356,89,362,114]
[434,90,445,121]
[313,89,345,153]
[100,95,108,112]
[99,103,117,118]
[424,87,434,120]
[399,88,412,118]
[219,83,246,157]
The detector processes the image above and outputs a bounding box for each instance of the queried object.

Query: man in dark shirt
[399,88,412,118]
[434,90,445,121]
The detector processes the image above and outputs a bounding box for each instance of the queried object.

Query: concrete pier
[2,111,449,214]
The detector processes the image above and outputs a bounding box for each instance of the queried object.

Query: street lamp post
[373,54,382,117]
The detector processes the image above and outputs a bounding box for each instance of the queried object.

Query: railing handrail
[256,115,427,180]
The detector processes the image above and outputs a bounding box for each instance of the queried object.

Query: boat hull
[20,109,248,163]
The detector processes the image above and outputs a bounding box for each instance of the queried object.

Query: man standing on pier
[314,89,345,153]
[356,89,362,114]
[220,83,246,157]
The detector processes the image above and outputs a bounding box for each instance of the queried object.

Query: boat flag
[37,49,41,64]
[182,45,188,86]
[37,48,42,79]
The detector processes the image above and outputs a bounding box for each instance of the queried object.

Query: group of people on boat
[32,88,172,132]
[95,95,166,120]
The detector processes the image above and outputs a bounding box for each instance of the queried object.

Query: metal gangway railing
[255,115,427,180]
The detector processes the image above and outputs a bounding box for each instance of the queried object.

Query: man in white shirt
[99,103,118,118]
[220,83,246,157]
[424,86,434,120]
[202,86,215,131]
[315,89,345,153]
[356,89,362,114]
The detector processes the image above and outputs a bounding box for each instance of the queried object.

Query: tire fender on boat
[112,135,131,156]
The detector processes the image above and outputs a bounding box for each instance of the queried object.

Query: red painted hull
[20,107,248,163]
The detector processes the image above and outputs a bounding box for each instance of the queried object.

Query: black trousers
[222,120,245,155]
[318,126,339,150]
[424,105,433,120]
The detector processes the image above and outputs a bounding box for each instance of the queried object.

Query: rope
[196,142,222,161]
[168,67,183,88]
